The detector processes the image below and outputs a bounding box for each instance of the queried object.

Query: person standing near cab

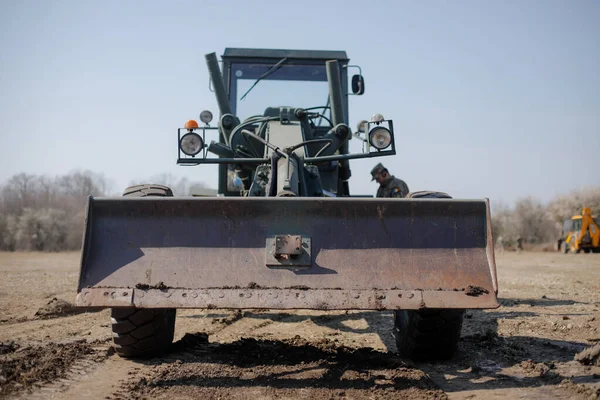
[370,163,409,198]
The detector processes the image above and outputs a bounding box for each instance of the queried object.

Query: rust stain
[376,205,389,235]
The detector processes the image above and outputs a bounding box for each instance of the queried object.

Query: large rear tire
[109,184,177,358]
[393,309,465,361]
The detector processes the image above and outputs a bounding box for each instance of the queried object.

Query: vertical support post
[326,60,351,195]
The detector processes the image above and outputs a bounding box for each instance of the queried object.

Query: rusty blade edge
[76,288,500,310]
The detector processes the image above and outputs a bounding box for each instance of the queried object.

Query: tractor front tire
[111,308,176,358]
[393,309,465,362]
[393,191,465,362]
[109,184,177,358]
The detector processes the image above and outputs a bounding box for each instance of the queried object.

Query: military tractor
[75,48,499,361]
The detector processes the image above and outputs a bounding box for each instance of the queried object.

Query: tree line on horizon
[0,171,598,252]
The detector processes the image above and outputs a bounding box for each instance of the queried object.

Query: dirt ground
[0,251,599,399]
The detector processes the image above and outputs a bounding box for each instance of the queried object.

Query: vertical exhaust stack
[326,60,345,125]
[205,52,232,117]
[205,52,233,195]
[326,60,351,194]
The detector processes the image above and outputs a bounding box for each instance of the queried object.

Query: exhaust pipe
[326,60,345,125]
[205,52,232,117]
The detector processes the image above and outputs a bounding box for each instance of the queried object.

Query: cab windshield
[230,62,332,125]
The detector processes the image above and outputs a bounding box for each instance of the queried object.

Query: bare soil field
[0,251,599,399]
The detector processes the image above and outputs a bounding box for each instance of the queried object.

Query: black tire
[567,238,581,254]
[395,191,464,361]
[583,248,591,254]
[393,309,465,362]
[109,184,177,358]
[111,308,176,358]
[123,184,174,197]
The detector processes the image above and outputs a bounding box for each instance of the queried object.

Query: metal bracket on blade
[265,234,311,268]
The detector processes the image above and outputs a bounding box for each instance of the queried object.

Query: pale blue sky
[1,0,598,206]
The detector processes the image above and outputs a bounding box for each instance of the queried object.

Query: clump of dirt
[574,343,600,366]
[519,359,554,377]
[112,333,447,399]
[0,339,108,397]
[0,341,19,355]
[246,282,262,289]
[34,298,90,319]
[0,317,28,326]
[134,283,149,289]
[465,285,489,296]
[211,310,244,326]
[135,282,169,290]
[460,329,526,362]
[286,285,310,290]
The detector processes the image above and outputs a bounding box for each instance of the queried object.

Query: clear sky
[1,0,598,207]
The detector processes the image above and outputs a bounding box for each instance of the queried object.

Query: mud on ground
[0,251,599,399]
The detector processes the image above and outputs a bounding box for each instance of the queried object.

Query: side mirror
[351,74,365,95]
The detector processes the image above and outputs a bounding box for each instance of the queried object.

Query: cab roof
[222,48,349,62]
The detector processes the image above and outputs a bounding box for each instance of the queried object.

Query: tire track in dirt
[16,356,140,400]
[12,357,106,399]
[209,310,296,341]
[0,339,113,399]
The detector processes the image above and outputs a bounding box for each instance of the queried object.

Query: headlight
[371,113,385,123]
[369,127,392,150]
[199,110,213,124]
[356,119,368,134]
[180,132,204,156]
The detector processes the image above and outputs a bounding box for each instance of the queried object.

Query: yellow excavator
[557,207,600,253]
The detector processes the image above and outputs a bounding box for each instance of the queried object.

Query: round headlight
[199,110,213,124]
[371,113,385,123]
[180,132,204,156]
[369,127,392,150]
[356,119,368,133]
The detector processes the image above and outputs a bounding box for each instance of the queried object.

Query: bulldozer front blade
[76,197,499,310]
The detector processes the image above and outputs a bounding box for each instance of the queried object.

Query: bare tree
[0,171,114,251]
[512,197,556,243]
[547,186,600,224]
